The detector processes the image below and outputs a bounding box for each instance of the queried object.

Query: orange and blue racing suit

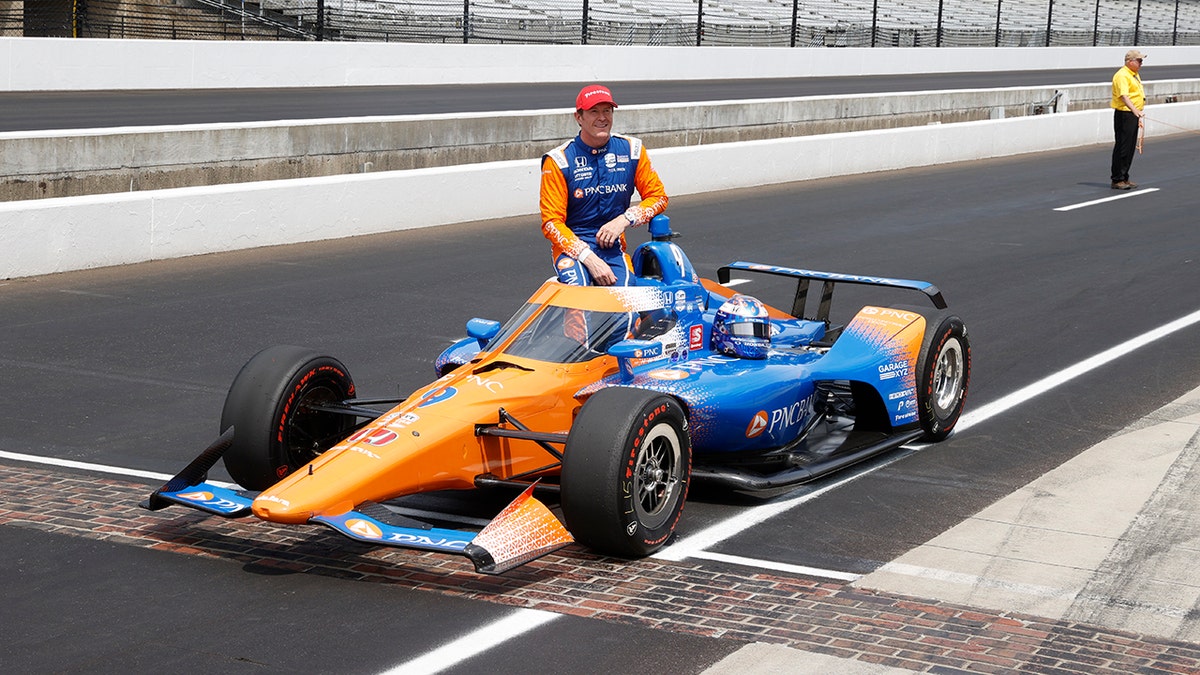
[539,133,668,286]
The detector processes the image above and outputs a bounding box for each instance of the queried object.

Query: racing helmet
[711,294,771,359]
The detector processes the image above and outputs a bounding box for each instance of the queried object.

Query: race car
[143,216,970,574]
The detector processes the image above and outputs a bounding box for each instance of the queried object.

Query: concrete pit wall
[5,80,1200,202]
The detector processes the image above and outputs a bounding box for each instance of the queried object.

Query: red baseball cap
[576,84,618,111]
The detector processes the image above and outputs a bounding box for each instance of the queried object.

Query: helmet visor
[728,321,770,339]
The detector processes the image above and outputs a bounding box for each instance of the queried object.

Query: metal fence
[3,0,1198,47]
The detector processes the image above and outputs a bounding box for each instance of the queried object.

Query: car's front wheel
[561,387,691,557]
[220,345,357,490]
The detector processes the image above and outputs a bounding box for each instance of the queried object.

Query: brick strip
[3,463,1198,673]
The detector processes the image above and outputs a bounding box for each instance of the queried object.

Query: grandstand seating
[12,0,1194,46]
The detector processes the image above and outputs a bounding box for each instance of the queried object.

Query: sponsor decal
[464,374,503,393]
[573,188,585,199]
[178,490,214,501]
[689,324,704,351]
[648,369,690,381]
[860,307,919,322]
[581,183,630,197]
[764,395,815,436]
[557,257,576,270]
[384,532,472,550]
[382,411,420,430]
[670,354,737,373]
[418,386,458,408]
[604,153,617,169]
[878,362,909,381]
[345,518,383,539]
[745,411,769,438]
[256,494,290,507]
[176,491,245,514]
[559,266,580,284]
[347,427,398,447]
[574,156,587,168]
[674,290,687,312]
[888,387,916,401]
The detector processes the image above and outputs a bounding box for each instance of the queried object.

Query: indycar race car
[143,216,970,574]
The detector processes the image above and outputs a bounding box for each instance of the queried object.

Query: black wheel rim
[282,383,349,468]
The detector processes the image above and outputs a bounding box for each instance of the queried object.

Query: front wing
[141,429,572,575]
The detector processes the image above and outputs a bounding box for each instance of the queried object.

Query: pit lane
[3,137,1200,672]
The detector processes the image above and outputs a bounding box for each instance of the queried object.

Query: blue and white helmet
[712,294,771,359]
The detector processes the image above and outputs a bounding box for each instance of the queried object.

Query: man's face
[575,104,615,148]
[1127,57,1143,72]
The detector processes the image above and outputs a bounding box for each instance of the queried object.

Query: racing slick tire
[220,345,357,490]
[561,387,691,557]
[915,313,970,441]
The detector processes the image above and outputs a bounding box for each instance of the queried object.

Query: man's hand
[582,255,617,286]
[595,215,628,249]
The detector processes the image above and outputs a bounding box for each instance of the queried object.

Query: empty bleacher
[10,0,1196,46]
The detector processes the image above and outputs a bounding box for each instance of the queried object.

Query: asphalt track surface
[4,125,1200,671]
[4,77,1200,671]
[4,64,1200,131]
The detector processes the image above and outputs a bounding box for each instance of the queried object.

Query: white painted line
[688,550,861,582]
[0,449,183,484]
[1053,187,1158,211]
[956,305,1200,433]
[377,608,560,675]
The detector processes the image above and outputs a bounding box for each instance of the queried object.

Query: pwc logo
[745,411,769,438]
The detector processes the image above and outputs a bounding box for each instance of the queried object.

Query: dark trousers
[1111,109,1140,183]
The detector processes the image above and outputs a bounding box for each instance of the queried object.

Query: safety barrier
[4,101,1198,280]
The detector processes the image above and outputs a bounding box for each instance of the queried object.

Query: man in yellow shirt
[1111,49,1146,190]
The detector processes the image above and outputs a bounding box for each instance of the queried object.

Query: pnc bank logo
[745,411,769,438]
[345,519,383,539]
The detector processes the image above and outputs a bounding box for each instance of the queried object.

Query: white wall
[4,37,1198,279]
[4,37,1200,90]
[5,101,1199,280]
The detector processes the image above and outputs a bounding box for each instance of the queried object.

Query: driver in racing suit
[539,84,669,286]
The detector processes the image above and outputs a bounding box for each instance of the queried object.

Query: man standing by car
[539,84,669,286]
[1111,49,1146,190]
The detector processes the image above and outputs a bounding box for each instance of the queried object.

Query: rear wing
[717,262,947,325]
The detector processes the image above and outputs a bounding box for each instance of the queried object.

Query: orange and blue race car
[143,216,970,574]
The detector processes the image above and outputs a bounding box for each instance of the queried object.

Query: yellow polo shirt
[1111,66,1144,111]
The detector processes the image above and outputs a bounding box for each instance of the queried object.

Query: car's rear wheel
[561,387,691,557]
[220,345,357,490]
[916,313,970,441]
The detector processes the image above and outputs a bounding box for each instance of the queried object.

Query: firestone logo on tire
[745,411,769,438]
